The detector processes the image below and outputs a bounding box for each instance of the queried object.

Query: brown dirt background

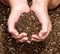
[0,1,60,54]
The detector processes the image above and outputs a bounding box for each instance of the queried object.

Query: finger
[39,29,48,38]
[9,28,19,38]
[31,34,40,40]
[31,38,41,42]
[27,41,31,44]
[18,37,28,42]
[16,32,27,39]
[8,26,19,39]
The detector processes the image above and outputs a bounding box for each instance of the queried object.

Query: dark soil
[16,12,41,40]
[0,1,60,54]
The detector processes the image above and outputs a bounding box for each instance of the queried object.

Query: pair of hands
[7,1,52,43]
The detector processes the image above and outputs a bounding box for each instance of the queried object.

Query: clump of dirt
[16,12,41,40]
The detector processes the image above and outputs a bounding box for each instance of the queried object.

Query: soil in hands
[16,11,41,40]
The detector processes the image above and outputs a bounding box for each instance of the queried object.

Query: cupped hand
[7,4,30,43]
[30,2,52,42]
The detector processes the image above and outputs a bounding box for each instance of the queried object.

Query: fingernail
[23,37,28,41]
[22,32,27,36]
[27,41,31,44]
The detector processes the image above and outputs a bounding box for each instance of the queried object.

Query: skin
[1,0,60,43]
[31,0,60,42]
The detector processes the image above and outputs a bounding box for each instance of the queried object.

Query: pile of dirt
[16,12,41,40]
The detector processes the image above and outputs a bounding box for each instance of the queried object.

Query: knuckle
[43,30,48,34]
[18,40,23,43]
[40,37,46,41]
[8,29,14,33]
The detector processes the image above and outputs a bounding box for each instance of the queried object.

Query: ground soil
[0,1,60,54]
